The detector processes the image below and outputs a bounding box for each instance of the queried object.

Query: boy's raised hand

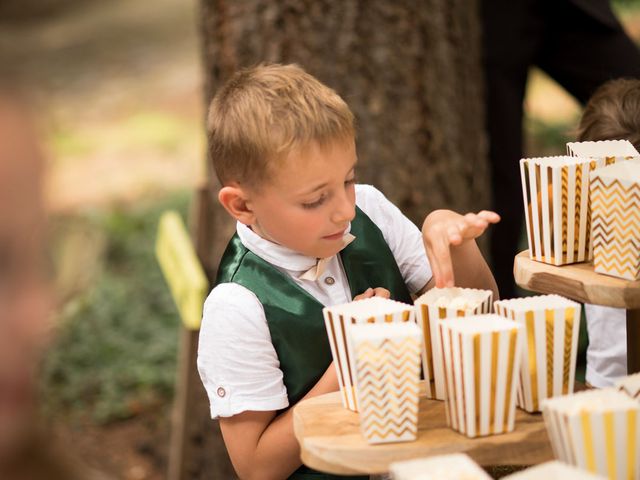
[422,209,500,288]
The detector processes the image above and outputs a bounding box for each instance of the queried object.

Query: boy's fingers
[447,225,462,245]
[372,287,391,299]
[478,210,500,223]
[353,287,374,300]
[431,235,455,287]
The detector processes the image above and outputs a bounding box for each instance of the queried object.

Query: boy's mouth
[322,230,346,240]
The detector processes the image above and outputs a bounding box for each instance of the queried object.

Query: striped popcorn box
[542,389,640,480]
[590,160,640,280]
[503,461,606,479]
[615,372,640,401]
[323,297,415,412]
[349,322,421,444]
[494,295,581,413]
[389,453,492,480]
[414,287,493,400]
[567,139,640,163]
[439,314,523,438]
[520,156,609,266]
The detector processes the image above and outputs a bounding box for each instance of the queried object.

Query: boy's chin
[307,245,343,259]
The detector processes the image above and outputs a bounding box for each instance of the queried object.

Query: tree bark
[192,0,489,477]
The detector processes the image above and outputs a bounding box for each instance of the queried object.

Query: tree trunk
[191,0,489,477]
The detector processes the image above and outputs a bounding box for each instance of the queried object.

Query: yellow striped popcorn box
[541,389,640,480]
[414,287,493,400]
[567,139,640,163]
[615,372,640,401]
[590,160,640,281]
[502,461,606,480]
[323,297,415,412]
[439,315,523,438]
[494,295,581,413]
[520,156,610,266]
[389,453,492,480]
[349,322,422,444]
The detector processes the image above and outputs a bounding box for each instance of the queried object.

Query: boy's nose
[331,190,356,224]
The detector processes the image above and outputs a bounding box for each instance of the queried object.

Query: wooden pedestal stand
[292,383,553,476]
[514,250,640,374]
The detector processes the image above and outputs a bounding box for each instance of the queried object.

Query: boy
[197,64,499,480]
[576,77,640,387]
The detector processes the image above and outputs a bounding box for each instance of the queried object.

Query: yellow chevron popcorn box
[389,453,492,480]
[439,315,523,438]
[541,389,640,480]
[502,461,606,480]
[323,297,415,412]
[349,322,422,444]
[567,139,640,163]
[521,156,612,266]
[615,372,640,401]
[414,287,493,400]
[494,295,581,413]
[589,160,640,280]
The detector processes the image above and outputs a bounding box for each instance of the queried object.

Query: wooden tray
[293,388,553,475]
[514,250,640,309]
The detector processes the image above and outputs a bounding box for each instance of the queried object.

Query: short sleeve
[197,283,289,418]
[355,184,432,293]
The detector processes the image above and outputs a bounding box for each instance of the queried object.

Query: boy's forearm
[451,239,500,300]
[244,364,339,480]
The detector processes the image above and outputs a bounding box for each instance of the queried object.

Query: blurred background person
[575,78,640,388]
[482,0,640,298]
[0,88,107,480]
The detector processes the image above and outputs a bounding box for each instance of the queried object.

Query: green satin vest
[216,206,412,480]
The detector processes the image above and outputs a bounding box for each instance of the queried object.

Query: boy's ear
[218,185,256,225]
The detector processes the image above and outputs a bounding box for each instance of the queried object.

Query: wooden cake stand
[292,384,552,476]
[514,250,640,373]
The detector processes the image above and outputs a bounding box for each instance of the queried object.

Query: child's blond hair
[207,63,355,189]
[577,77,640,149]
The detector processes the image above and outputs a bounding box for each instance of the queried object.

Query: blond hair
[577,78,640,149]
[207,63,355,189]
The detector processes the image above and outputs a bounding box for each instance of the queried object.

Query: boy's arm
[418,209,500,300]
[218,361,339,480]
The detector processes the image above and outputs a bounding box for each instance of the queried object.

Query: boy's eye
[345,176,356,186]
[302,195,326,210]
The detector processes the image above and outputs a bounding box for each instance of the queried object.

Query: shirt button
[216,387,226,398]
[324,276,335,285]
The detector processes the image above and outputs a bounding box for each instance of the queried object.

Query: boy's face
[245,139,357,259]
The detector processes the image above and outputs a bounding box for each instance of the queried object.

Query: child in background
[197,64,500,480]
[576,78,640,387]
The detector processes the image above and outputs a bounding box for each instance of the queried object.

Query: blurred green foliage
[51,111,200,158]
[614,0,640,9]
[524,116,577,157]
[41,191,192,424]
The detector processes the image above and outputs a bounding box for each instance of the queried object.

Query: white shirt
[197,184,432,418]
[585,304,627,387]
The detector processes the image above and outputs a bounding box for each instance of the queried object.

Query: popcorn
[323,296,415,411]
[414,287,493,400]
[494,295,582,412]
[389,453,491,480]
[433,296,482,310]
[542,389,640,480]
[502,461,606,479]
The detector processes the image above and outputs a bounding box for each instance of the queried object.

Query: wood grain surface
[293,388,553,475]
[514,251,640,308]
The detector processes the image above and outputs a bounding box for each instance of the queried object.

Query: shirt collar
[236,221,354,273]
